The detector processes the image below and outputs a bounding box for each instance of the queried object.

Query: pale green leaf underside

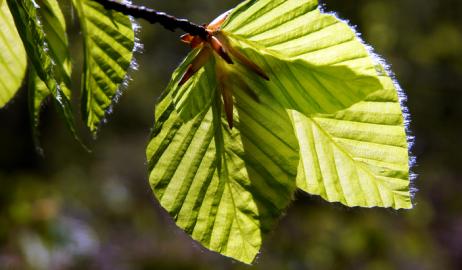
[0,2,26,108]
[147,56,300,263]
[73,0,135,133]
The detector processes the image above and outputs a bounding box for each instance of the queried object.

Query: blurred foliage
[1,0,461,269]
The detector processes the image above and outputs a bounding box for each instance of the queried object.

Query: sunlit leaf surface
[6,0,79,140]
[29,0,72,141]
[0,2,26,108]
[148,0,412,263]
[72,0,136,134]
[147,54,299,263]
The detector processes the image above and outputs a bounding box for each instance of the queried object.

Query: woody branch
[93,0,209,40]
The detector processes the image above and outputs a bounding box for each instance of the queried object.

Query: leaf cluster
[0,0,413,264]
[147,0,414,263]
[1,0,136,146]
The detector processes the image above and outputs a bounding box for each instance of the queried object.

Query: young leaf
[29,0,72,141]
[170,48,216,121]
[218,0,413,208]
[0,1,27,108]
[173,0,384,121]
[6,0,80,143]
[147,56,300,264]
[216,0,413,208]
[71,0,136,134]
[148,0,413,263]
[293,67,413,209]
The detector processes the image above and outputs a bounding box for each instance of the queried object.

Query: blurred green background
[1,0,461,269]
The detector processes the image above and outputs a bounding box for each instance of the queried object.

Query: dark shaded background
[1,0,461,269]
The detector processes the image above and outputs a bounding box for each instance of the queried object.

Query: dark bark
[93,0,208,39]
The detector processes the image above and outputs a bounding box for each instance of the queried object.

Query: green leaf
[147,57,300,264]
[220,0,412,208]
[225,0,382,110]
[72,0,136,134]
[6,0,80,142]
[149,0,413,263]
[28,68,51,150]
[0,1,27,108]
[29,0,72,141]
[292,66,413,209]
[173,0,382,118]
[170,48,215,121]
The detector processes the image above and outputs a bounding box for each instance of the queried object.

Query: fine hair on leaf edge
[319,2,417,205]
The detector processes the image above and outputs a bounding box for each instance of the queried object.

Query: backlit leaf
[147,56,299,264]
[72,0,136,134]
[29,0,72,142]
[173,0,383,120]
[0,1,27,108]
[221,0,413,208]
[148,0,413,263]
[292,66,413,209]
[6,0,79,142]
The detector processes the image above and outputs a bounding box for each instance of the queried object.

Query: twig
[93,0,208,39]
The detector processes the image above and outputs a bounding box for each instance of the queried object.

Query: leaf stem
[92,0,208,40]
